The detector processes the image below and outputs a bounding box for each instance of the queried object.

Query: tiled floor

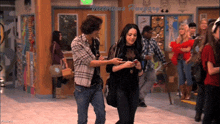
[0,87,201,124]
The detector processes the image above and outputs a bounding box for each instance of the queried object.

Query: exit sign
[80,0,93,5]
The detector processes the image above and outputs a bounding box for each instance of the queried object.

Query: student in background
[51,31,68,99]
[187,19,214,122]
[188,22,198,97]
[189,22,197,39]
[138,25,167,107]
[170,23,194,100]
[201,18,220,124]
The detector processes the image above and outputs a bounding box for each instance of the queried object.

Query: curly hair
[80,15,103,34]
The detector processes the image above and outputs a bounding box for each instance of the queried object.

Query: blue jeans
[177,59,193,86]
[74,83,106,124]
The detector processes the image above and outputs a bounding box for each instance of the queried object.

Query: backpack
[191,37,207,84]
[191,62,206,84]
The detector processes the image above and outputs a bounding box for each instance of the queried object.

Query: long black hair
[52,31,62,45]
[117,24,142,56]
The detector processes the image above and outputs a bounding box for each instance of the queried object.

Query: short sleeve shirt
[201,45,220,86]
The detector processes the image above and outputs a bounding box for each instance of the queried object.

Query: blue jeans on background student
[74,83,106,124]
[177,59,193,86]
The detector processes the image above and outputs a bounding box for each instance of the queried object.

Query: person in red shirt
[170,23,194,100]
[201,17,220,124]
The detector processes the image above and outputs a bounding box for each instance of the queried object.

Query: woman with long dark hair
[51,31,68,99]
[106,24,143,124]
[201,18,220,124]
[188,19,214,122]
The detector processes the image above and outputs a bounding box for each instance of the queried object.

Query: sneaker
[138,102,147,107]
[176,92,183,96]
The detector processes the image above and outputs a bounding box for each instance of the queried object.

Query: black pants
[116,87,139,124]
[192,80,198,91]
[52,77,68,98]
[202,85,220,124]
[195,83,205,114]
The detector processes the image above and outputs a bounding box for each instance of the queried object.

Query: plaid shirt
[71,34,96,87]
[142,37,166,71]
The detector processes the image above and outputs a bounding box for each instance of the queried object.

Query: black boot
[195,112,202,122]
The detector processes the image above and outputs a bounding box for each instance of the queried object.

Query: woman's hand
[123,61,135,68]
[145,55,153,60]
[185,56,191,64]
[135,61,142,70]
[180,46,191,52]
[62,57,68,68]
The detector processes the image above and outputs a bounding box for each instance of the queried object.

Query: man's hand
[145,55,153,60]
[99,55,105,60]
[110,58,124,65]
[162,62,171,68]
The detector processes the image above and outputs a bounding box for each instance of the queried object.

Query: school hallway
[1,86,201,124]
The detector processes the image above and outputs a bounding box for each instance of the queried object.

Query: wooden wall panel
[35,0,52,95]
[198,8,219,24]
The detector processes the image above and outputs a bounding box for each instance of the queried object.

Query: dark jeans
[116,87,139,124]
[74,83,105,124]
[195,83,205,114]
[202,85,220,124]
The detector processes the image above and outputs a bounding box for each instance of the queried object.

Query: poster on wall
[137,16,150,33]
[21,15,35,53]
[164,15,193,51]
[136,14,193,51]
[165,16,178,51]
[58,14,78,51]
[178,15,193,25]
[151,16,165,50]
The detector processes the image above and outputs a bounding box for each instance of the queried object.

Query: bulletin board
[20,14,36,94]
[136,14,193,90]
[58,14,78,51]
[136,14,193,51]
[21,14,35,53]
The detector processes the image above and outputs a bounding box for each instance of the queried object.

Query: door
[54,8,111,93]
